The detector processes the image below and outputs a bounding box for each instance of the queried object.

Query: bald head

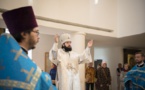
[88,62,93,67]
[101,62,107,68]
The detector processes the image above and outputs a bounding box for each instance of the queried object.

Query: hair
[61,43,72,52]
[52,63,57,69]
[123,63,130,70]
[12,29,33,43]
[124,63,129,67]
[118,63,122,65]
[61,43,65,48]
[98,63,101,66]
[135,52,145,57]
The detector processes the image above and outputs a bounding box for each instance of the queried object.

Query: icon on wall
[0,28,5,35]
[123,49,141,69]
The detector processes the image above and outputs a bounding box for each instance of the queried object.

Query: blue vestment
[124,64,145,90]
[50,69,57,80]
[0,33,57,90]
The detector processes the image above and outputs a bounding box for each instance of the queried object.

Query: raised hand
[87,40,93,48]
[54,34,59,43]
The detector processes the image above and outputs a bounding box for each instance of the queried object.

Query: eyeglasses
[32,31,39,35]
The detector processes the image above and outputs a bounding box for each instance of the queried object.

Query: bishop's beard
[62,45,72,52]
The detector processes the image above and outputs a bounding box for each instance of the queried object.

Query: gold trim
[132,76,145,82]
[30,67,42,89]
[133,83,145,90]
[0,67,42,90]
[130,70,145,74]
[49,85,54,90]
[11,49,28,61]
[21,67,35,82]
[0,80,31,89]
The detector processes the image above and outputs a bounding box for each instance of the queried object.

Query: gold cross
[21,67,35,82]
[2,33,12,43]
[66,63,77,74]
[45,74,50,82]
[67,63,73,70]
[6,34,11,43]
[11,49,28,61]
[2,33,11,39]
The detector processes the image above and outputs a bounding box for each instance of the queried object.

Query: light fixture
[95,0,99,4]
[28,0,33,6]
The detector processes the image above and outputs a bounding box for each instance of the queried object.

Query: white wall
[94,46,145,90]
[33,0,117,37]
[0,0,117,37]
[1,0,145,38]
[117,0,145,37]
[33,0,117,30]
[32,34,54,71]
[94,46,123,90]
[0,0,29,10]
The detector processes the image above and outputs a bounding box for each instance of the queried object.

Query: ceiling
[0,0,145,50]
[39,25,145,49]
[0,19,145,49]
[87,33,145,49]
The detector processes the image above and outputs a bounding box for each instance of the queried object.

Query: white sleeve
[120,72,124,82]
[78,47,92,64]
[49,43,60,65]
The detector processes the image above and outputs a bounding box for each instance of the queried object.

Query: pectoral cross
[11,49,28,61]
[21,67,35,82]
[67,63,77,74]
[67,63,73,70]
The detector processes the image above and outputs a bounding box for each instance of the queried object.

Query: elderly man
[97,62,111,90]
[0,6,57,90]
[49,34,93,90]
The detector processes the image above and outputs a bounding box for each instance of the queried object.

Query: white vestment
[49,43,92,90]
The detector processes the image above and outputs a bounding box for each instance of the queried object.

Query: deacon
[124,52,145,90]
